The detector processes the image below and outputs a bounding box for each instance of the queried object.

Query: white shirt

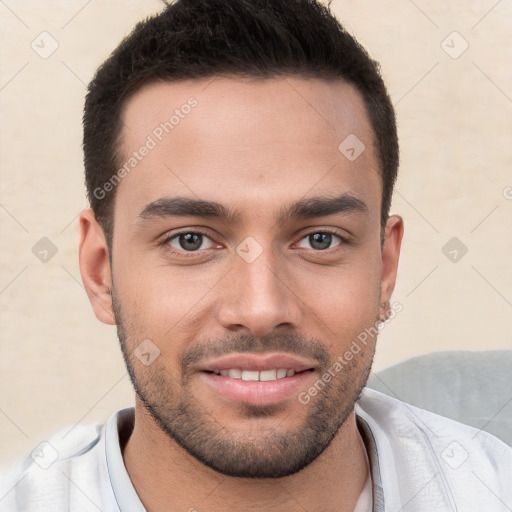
[1,387,511,511]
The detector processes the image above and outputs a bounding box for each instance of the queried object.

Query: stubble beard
[111,286,375,478]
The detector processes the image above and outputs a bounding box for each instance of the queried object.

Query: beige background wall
[1,0,511,470]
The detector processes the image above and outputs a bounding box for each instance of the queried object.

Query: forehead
[115,77,380,224]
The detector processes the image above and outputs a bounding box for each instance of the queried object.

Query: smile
[208,368,298,381]
[200,368,315,406]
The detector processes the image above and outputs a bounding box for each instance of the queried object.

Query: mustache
[180,332,331,374]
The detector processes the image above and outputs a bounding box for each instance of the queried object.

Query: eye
[296,231,344,251]
[165,232,217,252]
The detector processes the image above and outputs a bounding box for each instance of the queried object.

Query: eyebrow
[138,197,241,224]
[137,193,369,225]
[277,193,368,223]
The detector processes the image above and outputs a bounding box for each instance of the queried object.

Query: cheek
[112,262,215,356]
[305,258,382,348]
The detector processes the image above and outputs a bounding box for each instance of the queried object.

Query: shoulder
[357,386,512,454]
[356,387,512,510]
[1,421,108,511]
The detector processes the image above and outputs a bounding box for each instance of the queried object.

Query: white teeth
[259,369,277,381]
[214,368,297,381]
[241,370,259,381]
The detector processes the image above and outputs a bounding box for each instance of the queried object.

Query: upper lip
[199,353,316,373]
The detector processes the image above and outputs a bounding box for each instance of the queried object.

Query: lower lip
[199,371,315,406]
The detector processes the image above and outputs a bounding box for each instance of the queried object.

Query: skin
[79,77,403,512]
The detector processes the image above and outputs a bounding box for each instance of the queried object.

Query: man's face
[89,77,401,478]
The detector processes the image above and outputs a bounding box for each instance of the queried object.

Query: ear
[78,208,115,325]
[380,215,404,312]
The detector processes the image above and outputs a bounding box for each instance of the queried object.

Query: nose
[216,246,302,338]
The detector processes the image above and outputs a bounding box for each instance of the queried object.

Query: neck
[123,399,369,512]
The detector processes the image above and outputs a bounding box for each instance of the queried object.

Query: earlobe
[78,209,116,325]
[380,215,404,309]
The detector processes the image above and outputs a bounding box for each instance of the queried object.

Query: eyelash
[296,229,348,249]
[158,229,349,257]
[159,229,218,258]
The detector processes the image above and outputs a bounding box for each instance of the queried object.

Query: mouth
[197,353,317,406]
[203,367,312,381]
